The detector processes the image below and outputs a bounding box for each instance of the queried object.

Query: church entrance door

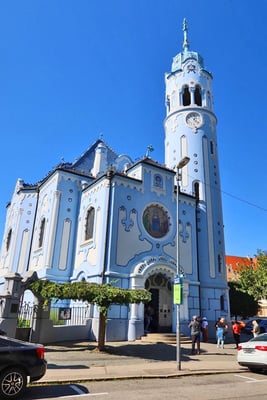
[145,273,172,333]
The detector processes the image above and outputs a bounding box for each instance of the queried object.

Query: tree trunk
[97,311,106,351]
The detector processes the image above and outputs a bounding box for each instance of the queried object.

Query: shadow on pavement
[103,342,209,362]
[45,343,96,353]
[48,363,90,370]
[22,384,89,399]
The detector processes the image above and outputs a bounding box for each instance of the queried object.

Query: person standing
[231,320,244,348]
[188,316,201,355]
[216,317,228,349]
[252,320,261,337]
[201,317,209,342]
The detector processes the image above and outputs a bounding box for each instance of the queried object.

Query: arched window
[182,86,190,106]
[85,207,95,241]
[195,85,202,106]
[38,218,46,248]
[6,229,12,251]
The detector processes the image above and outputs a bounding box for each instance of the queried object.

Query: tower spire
[182,18,189,51]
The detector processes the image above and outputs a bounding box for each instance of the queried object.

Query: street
[21,372,267,400]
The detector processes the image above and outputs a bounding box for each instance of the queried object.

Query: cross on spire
[182,18,190,51]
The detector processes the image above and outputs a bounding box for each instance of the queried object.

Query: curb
[34,368,246,385]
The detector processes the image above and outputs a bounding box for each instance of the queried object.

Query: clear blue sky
[0,0,266,257]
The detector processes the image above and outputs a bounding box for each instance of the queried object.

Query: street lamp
[175,156,190,370]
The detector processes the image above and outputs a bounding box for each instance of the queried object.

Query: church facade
[0,21,230,341]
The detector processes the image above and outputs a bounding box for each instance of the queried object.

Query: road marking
[235,374,267,383]
[234,374,258,381]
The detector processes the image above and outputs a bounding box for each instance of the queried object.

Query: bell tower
[164,19,228,313]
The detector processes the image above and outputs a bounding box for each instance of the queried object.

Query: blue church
[0,20,230,341]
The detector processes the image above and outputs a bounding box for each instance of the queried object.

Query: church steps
[140,332,191,344]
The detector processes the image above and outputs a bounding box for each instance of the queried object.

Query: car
[237,332,267,372]
[242,318,267,335]
[0,335,47,399]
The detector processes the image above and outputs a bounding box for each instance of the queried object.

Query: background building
[0,20,230,341]
[226,255,255,282]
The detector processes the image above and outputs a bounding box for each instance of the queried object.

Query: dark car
[243,319,267,335]
[0,335,47,399]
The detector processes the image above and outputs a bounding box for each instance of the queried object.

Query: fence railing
[17,302,37,328]
[50,304,90,326]
[17,302,90,327]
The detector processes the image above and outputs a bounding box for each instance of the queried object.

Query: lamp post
[175,156,190,370]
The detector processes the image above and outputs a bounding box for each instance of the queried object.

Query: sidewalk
[38,339,246,384]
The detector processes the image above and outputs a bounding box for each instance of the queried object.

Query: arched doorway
[145,273,172,332]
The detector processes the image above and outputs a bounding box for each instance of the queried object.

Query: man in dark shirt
[188,316,201,355]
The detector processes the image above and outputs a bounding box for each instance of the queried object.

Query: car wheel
[0,368,27,399]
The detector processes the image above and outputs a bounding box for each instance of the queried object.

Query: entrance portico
[128,258,189,340]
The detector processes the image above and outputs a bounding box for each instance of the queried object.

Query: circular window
[143,204,169,238]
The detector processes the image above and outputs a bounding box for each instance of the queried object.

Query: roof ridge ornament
[182,18,189,52]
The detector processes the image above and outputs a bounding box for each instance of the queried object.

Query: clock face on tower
[185,112,202,129]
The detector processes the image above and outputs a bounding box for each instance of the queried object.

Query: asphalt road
[22,372,267,400]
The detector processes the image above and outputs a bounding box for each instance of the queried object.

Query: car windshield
[249,333,267,342]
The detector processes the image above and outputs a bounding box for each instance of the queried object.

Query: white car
[237,333,267,372]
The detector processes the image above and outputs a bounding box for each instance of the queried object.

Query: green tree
[228,281,258,319]
[30,280,151,351]
[238,251,267,301]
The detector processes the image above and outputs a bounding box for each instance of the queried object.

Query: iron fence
[18,301,90,327]
[50,304,90,326]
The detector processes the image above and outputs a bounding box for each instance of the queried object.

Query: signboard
[173,275,183,305]
[59,307,71,320]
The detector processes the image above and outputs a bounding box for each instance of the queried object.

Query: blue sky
[0,0,266,257]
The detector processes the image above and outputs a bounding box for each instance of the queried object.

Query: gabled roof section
[126,156,173,173]
[71,139,117,173]
[17,139,134,191]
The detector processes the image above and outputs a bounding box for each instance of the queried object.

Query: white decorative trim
[132,256,176,277]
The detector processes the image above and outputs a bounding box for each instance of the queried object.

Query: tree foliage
[30,280,151,350]
[238,251,267,301]
[228,281,258,319]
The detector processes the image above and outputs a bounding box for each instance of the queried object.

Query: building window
[38,218,46,248]
[85,207,95,241]
[218,253,223,273]
[195,85,202,106]
[220,295,225,311]
[182,85,190,106]
[154,174,163,188]
[6,229,12,251]
[194,182,200,201]
[210,140,214,155]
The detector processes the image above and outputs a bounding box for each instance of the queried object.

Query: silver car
[237,333,267,372]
